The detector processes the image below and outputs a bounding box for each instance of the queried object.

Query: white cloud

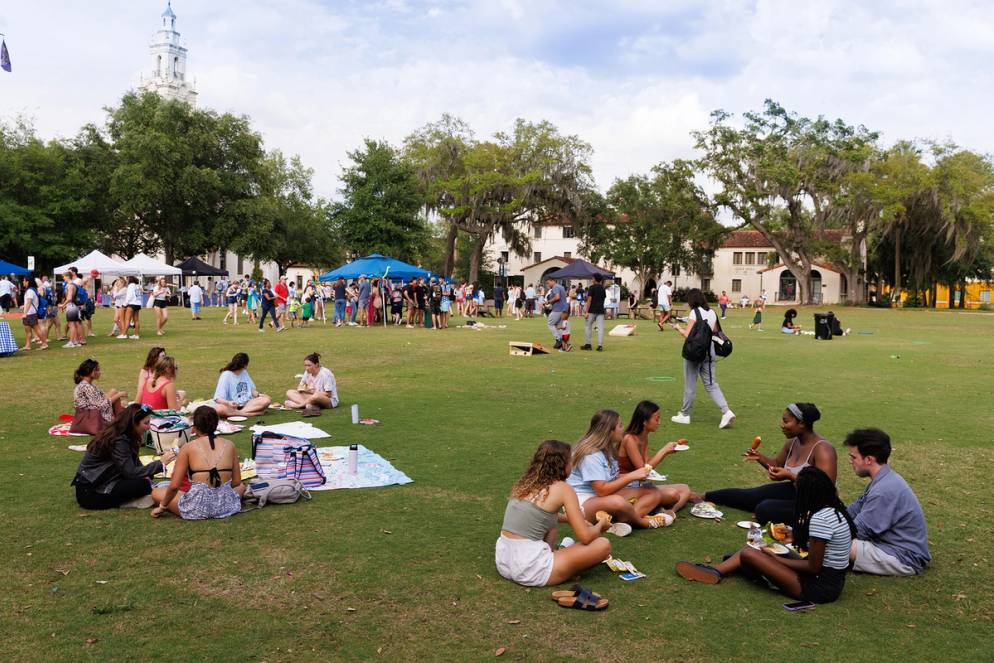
[2,0,993,201]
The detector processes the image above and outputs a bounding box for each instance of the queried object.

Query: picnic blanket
[310,445,412,491]
[249,421,331,439]
[49,423,89,437]
[0,321,18,357]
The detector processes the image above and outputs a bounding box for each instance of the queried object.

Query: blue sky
[2,1,993,198]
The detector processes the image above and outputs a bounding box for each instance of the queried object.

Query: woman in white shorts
[496,439,612,587]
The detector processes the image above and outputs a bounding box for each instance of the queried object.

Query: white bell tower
[138,2,197,105]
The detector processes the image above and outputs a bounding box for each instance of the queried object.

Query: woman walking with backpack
[670,288,735,430]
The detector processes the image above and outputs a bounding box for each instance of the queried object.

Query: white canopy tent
[54,250,138,277]
[120,253,183,277]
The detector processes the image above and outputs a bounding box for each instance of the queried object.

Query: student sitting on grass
[676,466,855,605]
[285,352,339,416]
[139,355,184,412]
[151,406,245,520]
[845,428,931,576]
[72,404,177,510]
[566,409,672,530]
[781,308,802,335]
[212,352,272,418]
[691,403,836,528]
[71,358,127,435]
[619,400,691,518]
[496,439,612,587]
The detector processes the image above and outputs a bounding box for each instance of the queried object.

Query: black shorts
[800,567,847,604]
[391,303,403,314]
[66,305,81,322]
[129,304,142,313]
[0,294,11,311]
[22,313,38,327]
[153,300,168,309]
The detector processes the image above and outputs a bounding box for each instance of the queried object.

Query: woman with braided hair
[676,466,856,604]
[151,406,244,520]
[496,439,612,587]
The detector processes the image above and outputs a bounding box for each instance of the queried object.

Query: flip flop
[557,587,609,611]
[550,584,602,602]
[675,561,722,584]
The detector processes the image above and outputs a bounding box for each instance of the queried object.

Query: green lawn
[1,305,992,662]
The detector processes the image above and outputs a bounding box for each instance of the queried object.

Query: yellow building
[935,282,994,309]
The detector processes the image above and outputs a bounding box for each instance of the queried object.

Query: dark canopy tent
[545,259,615,280]
[0,259,31,276]
[175,257,228,277]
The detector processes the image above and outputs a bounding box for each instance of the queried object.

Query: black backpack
[681,306,713,363]
[713,318,733,358]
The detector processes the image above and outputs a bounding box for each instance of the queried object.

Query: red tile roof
[721,229,848,249]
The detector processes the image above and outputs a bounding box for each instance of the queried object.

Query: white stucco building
[485,223,856,305]
[138,2,197,105]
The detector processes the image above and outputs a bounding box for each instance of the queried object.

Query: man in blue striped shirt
[845,428,931,576]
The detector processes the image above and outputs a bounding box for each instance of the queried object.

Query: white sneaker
[719,410,736,429]
[116,334,128,339]
[671,413,691,425]
[130,335,140,340]
[63,341,78,348]
[606,522,633,537]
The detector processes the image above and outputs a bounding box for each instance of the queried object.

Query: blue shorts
[192,303,202,314]
[782,328,795,334]
[440,298,451,313]
[658,303,671,312]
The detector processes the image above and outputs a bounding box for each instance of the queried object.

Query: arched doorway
[778,271,797,302]
[810,270,822,304]
[840,273,848,302]
[643,278,657,300]
[540,267,560,284]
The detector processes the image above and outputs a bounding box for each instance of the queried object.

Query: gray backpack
[241,479,311,509]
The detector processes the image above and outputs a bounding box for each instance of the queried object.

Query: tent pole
[382,266,390,328]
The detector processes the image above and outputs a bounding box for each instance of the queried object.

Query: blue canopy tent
[0,259,31,276]
[319,254,431,283]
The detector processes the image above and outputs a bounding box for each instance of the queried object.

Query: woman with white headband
[689,402,838,528]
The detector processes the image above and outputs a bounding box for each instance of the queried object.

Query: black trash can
[814,313,834,340]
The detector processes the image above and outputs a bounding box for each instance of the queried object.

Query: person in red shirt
[718,291,729,319]
[274,276,290,329]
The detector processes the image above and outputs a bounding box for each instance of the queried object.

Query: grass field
[1,305,992,662]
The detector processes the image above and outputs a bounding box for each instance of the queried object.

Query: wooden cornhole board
[609,324,637,337]
[509,341,549,356]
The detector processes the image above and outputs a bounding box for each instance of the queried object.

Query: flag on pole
[0,39,11,73]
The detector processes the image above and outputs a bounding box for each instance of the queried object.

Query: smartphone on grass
[783,600,816,612]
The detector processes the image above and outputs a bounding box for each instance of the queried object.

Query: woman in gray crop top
[496,439,613,587]
[689,402,838,528]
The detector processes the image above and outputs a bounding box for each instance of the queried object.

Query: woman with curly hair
[496,439,612,587]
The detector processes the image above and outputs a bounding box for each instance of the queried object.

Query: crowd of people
[498,401,931,610]
[69,348,341,517]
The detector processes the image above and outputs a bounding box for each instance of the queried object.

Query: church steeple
[139,2,197,105]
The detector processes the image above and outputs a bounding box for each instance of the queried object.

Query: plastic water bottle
[748,523,763,548]
[348,444,358,475]
[351,404,359,424]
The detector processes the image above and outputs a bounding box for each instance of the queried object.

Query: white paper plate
[764,543,790,555]
[737,520,760,529]
[690,502,723,519]
[227,415,248,422]
[674,444,690,451]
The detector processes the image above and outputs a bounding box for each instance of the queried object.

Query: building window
[218,251,226,271]
[672,265,680,276]
[745,252,755,265]
[731,279,742,292]
[564,251,571,259]
[982,290,991,304]
[173,57,179,78]
[702,278,711,292]
[562,225,575,239]
[500,251,509,263]
[533,252,542,264]
[533,226,542,239]
[297,276,303,289]
[237,255,244,275]
[733,252,743,265]
[755,251,767,265]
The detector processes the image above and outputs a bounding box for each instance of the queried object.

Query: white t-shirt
[0,279,14,297]
[607,284,620,306]
[125,283,143,306]
[300,367,339,407]
[689,306,718,332]
[188,284,203,304]
[658,284,672,306]
[23,288,38,315]
[113,286,127,307]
